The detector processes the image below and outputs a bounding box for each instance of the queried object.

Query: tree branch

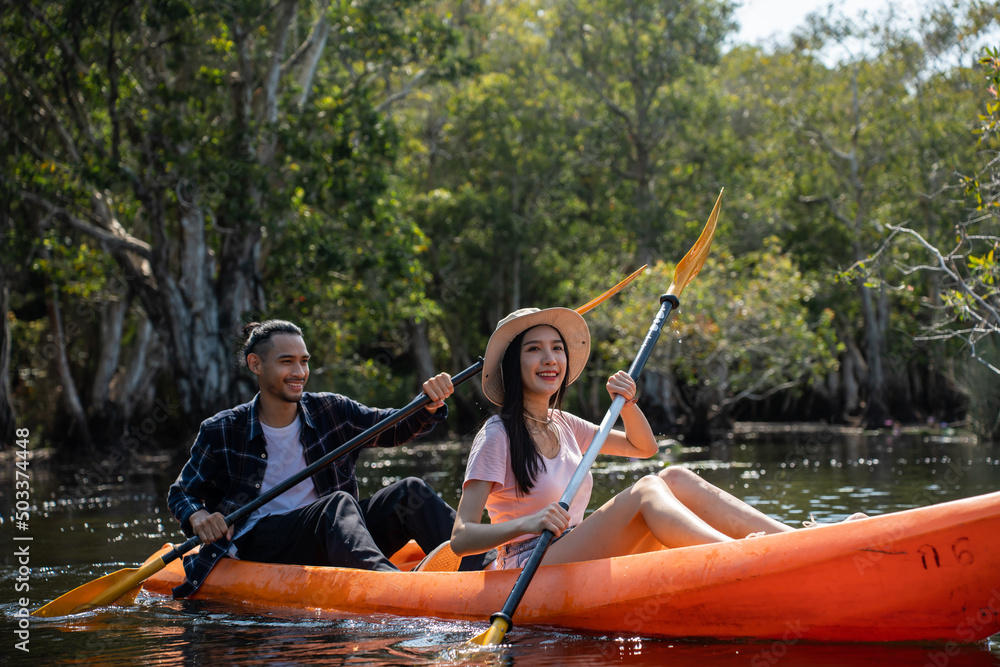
[262,0,298,125]
[799,193,855,228]
[375,69,429,113]
[21,190,152,258]
[0,48,80,162]
[886,223,1000,337]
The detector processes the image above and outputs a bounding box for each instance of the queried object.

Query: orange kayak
[143,490,1000,643]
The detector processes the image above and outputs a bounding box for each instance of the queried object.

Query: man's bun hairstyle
[240,320,302,367]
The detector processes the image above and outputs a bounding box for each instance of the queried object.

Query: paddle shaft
[158,358,485,568]
[489,294,681,630]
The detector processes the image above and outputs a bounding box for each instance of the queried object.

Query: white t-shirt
[231,417,320,555]
[463,411,598,545]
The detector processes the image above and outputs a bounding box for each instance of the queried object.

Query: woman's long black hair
[498,325,570,496]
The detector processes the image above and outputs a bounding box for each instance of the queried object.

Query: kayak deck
[143,491,1000,643]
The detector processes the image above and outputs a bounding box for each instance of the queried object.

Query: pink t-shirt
[464,411,599,544]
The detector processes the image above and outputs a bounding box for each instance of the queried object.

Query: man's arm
[167,422,226,539]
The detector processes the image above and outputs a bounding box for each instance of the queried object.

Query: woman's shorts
[495,526,575,570]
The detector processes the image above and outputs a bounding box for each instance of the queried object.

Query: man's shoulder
[199,399,254,431]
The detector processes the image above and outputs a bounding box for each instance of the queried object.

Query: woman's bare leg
[658,467,794,537]
[544,475,732,565]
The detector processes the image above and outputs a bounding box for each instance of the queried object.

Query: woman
[450,307,803,570]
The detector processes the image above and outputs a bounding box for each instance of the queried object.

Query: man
[167,319,479,597]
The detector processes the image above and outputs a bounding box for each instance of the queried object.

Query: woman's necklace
[526,409,559,457]
[535,423,559,458]
[524,410,551,426]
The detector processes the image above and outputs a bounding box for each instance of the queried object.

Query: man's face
[248,333,310,403]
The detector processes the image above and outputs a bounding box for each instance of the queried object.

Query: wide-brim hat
[482,307,591,406]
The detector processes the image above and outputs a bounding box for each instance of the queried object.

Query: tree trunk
[634,146,656,267]
[91,299,127,406]
[641,334,689,434]
[858,279,888,427]
[840,331,866,420]
[407,318,435,384]
[87,295,165,448]
[89,297,128,435]
[511,247,522,311]
[640,370,687,434]
[44,277,94,451]
[112,315,158,416]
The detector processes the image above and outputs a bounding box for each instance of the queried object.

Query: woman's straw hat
[482,307,591,406]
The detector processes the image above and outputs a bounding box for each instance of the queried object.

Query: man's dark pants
[234,477,487,570]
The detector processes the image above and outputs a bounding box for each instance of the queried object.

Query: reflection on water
[3,432,999,665]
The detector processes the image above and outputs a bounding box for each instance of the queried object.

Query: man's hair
[240,320,303,367]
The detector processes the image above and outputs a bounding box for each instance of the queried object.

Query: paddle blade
[467,616,511,647]
[575,264,646,315]
[667,189,723,297]
[33,557,166,617]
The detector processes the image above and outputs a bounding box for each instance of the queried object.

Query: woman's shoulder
[550,409,592,430]
[551,410,598,446]
[473,415,510,447]
[467,416,510,477]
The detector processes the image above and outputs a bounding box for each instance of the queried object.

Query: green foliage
[5,0,1000,448]
[589,243,839,423]
[2,0,468,444]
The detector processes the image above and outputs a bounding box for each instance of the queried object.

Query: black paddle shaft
[490,295,681,630]
[161,358,486,567]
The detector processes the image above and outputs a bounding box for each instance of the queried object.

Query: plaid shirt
[166,391,446,597]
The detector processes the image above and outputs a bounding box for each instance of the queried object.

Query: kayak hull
[143,491,1000,643]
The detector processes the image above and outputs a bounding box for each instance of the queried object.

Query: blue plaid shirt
[166,391,447,597]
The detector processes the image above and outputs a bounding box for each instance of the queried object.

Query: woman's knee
[632,474,670,502]
[658,465,700,489]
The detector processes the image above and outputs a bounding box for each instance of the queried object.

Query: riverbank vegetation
[2,0,998,455]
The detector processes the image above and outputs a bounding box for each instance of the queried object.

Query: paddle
[469,189,723,647]
[33,266,646,618]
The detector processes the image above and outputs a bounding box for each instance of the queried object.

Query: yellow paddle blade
[575,264,646,315]
[467,616,511,646]
[667,189,723,297]
[411,540,463,572]
[33,556,166,617]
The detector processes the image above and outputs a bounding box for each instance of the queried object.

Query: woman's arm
[450,480,571,557]
[598,370,658,459]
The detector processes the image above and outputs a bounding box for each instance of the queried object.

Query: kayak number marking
[918,544,940,569]
[952,537,974,565]
[918,538,974,570]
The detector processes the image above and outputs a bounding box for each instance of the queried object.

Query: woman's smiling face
[519,325,567,402]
